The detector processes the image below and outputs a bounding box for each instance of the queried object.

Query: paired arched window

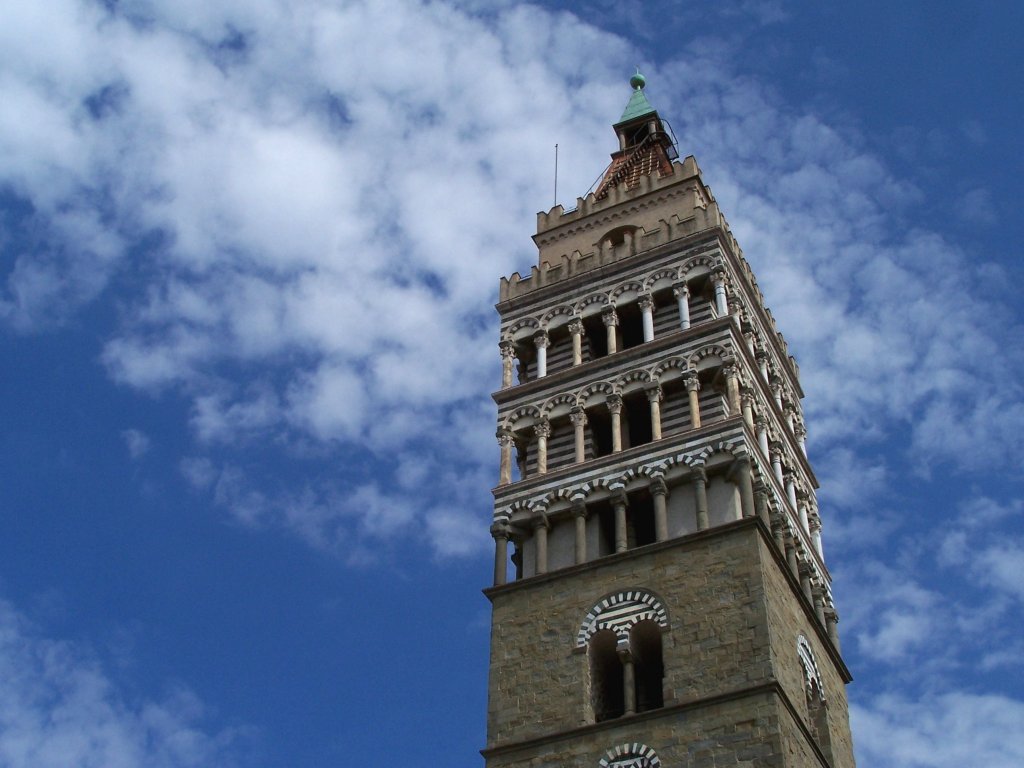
[797,635,832,759]
[579,590,668,722]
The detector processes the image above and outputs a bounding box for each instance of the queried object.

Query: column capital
[496,427,514,445]
[567,318,584,335]
[645,383,663,402]
[533,329,549,348]
[572,499,588,518]
[769,440,784,454]
[754,413,768,428]
[532,514,549,531]
[490,521,509,538]
[601,306,619,327]
[691,465,708,483]
[684,372,701,392]
[672,282,690,299]
[569,405,587,426]
[533,419,551,439]
[499,339,516,358]
[606,393,623,414]
[649,476,668,497]
[711,267,729,287]
[637,293,654,312]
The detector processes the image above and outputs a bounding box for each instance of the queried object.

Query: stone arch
[610,280,647,304]
[679,254,719,280]
[541,392,579,418]
[500,404,542,430]
[651,356,689,381]
[541,304,576,329]
[505,316,540,342]
[599,743,661,768]
[644,268,678,293]
[599,224,640,248]
[687,343,731,371]
[615,369,653,393]
[576,589,670,647]
[578,381,616,406]
[576,293,611,318]
[797,634,825,699]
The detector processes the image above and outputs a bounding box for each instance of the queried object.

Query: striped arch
[609,280,646,303]
[576,293,611,317]
[599,743,661,768]
[505,317,540,339]
[644,268,679,292]
[499,404,542,430]
[578,381,616,406]
[576,589,669,647]
[692,440,747,464]
[664,452,704,473]
[797,635,826,701]
[541,392,579,418]
[679,254,720,279]
[507,498,535,516]
[541,304,576,327]
[651,356,689,380]
[688,343,731,370]
[541,486,577,510]
[615,369,653,392]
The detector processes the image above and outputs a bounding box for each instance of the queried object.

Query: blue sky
[0,1,1022,765]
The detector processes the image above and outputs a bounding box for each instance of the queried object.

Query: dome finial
[629,69,646,91]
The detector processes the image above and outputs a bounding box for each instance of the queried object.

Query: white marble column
[607,394,623,453]
[602,306,619,355]
[651,477,668,542]
[809,511,824,559]
[568,318,584,366]
[497,428,514,485]
[534,330,549,378]
[646,384,663,441]
[499,340,515,389]
[756,416,770,457]
[723,359,741,415]
[712,270,728,316]
[490,522,508,586]
[685,372,701,429]
[534,419,551,475]
[673,283,691,330]
[611,490,628,553]
[573,500,588,565]
[741,391,755,429]
[693,468,709,531]
[770,442,784,485]
[638,293,655,343]
[533,516,548,575]
[570,406,587,463]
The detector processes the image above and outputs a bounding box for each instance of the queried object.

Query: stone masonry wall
[486,523,777,749]
[760,541,857,767]
[485,692,789,768]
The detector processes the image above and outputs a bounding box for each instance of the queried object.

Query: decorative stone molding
[576,590,669,647]
[797,634,826,701]
[599,743,660,768]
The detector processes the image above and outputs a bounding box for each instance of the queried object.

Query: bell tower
[483,74,857,767]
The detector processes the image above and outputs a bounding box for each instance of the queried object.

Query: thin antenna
[553,143,559,208]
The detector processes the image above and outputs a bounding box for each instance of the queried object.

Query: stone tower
[482,74,856,768]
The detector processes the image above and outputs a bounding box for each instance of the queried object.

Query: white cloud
[852,692,1024,768]
[0,597,245,768]
[0,0,1021,569]
[121,428,151,460]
